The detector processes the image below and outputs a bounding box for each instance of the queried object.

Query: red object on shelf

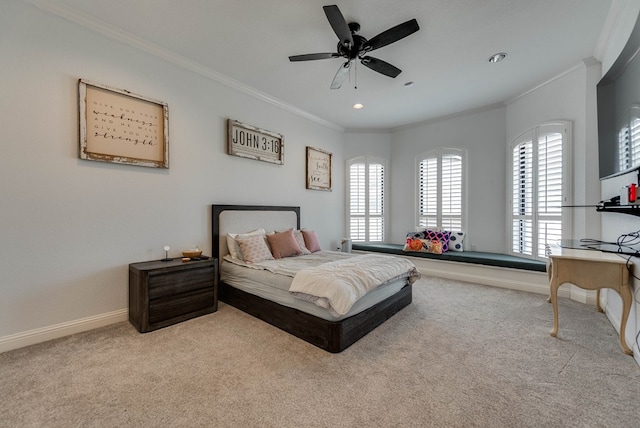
[629,183,637,203]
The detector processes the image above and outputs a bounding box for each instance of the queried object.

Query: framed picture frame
[79,79,169,168]
[227,119,284,165]
[306,146,332,191]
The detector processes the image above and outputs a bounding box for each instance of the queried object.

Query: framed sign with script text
[306,146,332,191]
[79,79,169,168]
[227,119,284,165]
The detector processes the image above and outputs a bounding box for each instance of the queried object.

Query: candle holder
[161,245,172,261]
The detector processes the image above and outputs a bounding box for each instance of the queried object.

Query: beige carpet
[1,276,639,427]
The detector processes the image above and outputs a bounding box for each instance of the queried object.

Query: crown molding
[344,128,393,134]
[594,0,625,61]
[390,102,506,132]
[23,0,344,133]
[505,61,587,106]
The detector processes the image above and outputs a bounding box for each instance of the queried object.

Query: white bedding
[290,254,419,316]
[223,251,420,317]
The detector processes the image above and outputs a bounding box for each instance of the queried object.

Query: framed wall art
[306,146,332,191]
[79,79,169,168]
[227,119,284,165]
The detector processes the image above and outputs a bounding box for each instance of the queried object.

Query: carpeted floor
[1,276,639,427]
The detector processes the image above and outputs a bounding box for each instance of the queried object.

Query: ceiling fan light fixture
[488,52,507,63]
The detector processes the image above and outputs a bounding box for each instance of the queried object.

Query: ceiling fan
[289,5,419,89]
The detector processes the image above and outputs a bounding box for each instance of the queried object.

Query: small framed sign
[79,79,169,168]
[306,146,332,191]
[227,119,284,165]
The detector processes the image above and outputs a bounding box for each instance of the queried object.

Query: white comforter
[290,254,420,316]
[224,251,420,316]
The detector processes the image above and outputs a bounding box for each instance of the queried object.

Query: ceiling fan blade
[323,5,353,48]
[330,61,351,89]
[360,56,401,78]
[364,19,419,51]
[289,53,340,62]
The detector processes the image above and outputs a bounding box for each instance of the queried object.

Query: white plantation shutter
[368,163,384,241]
[631,117,640,167]
[618,106,640,172]
[347,157,385,242]
[619,126,631,172]
[441,154,462,230]
[418,157,438,228]
[418,149,464,231]
[537,129,563,258]
[349,162,366,241]
[512,138,534,255]
[510,123,570,260]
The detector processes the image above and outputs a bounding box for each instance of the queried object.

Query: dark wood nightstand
[128,257,217,333]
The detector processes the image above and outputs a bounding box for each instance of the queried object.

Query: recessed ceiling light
[489,52,507,63]
[353,103,364,109]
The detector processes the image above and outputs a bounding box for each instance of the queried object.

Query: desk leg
[546,259,552,304]
[549,279,560,338]
[619,286,633,355]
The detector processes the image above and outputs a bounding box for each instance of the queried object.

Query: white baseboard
[394,255,597,305]
[0,309,128,354]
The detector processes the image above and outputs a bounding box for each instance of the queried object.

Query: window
[417,149,465,231]
[347,156,386,242]
[510,122,571,260]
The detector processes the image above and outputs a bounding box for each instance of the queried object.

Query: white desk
[546,244,633,355]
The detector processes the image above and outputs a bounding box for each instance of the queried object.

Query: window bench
[351,243,546,272]
[351,244,598,306]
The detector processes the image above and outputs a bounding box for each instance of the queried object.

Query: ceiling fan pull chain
[355,60,358,90]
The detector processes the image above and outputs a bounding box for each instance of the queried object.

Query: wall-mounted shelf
[596,205,640,217]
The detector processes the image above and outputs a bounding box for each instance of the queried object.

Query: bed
[212,204,418,353]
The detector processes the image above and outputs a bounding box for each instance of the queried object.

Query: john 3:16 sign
[227,119,284,165]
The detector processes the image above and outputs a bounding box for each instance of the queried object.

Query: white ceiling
[45,0,615,131]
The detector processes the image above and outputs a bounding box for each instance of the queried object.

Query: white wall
[343,131,391,160]
[598,0,640,364]
[388,107,507,252]
[342,131,391,244]
[0,1,344,341]
[505,62,601,242]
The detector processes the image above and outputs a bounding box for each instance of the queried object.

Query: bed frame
[211,204,412,353]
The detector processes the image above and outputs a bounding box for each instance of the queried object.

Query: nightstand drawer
[149,288,215,324]
[148,266,215,299]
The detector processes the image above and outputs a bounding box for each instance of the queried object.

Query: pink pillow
[302,229,321,253]
[266,229,303,259]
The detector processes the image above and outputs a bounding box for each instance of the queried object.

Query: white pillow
[294,230,312,255]
[226,229,266,260]
[448,231,466,252]
[236,234,274,264]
